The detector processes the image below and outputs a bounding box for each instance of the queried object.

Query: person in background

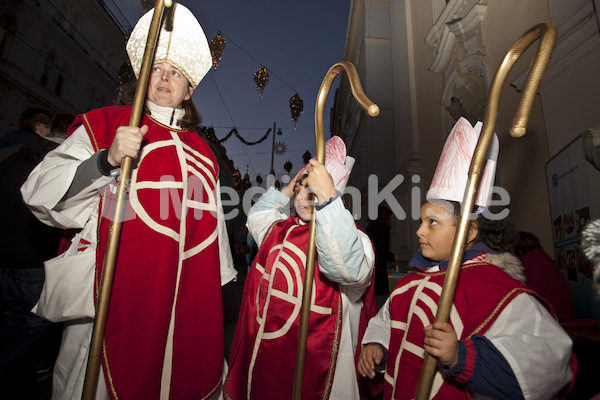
[0,112,73,399]
[366,205,396,309]
[0,107,52,162]
[225,136,378,400]
[514,231,574,321]
[21,4,235,399]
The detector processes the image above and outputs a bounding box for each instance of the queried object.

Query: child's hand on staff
[305,159,336,204]
[423,322,459,368]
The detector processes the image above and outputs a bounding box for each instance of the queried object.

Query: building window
[0,13,17,58]
[41,53,56,87]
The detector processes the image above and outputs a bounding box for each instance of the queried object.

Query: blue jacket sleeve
[447,335,524,400]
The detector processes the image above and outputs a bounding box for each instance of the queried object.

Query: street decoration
[289,93,304,129]
[209,32,226,69]
[254,67,269,97]
[274,141,287,156]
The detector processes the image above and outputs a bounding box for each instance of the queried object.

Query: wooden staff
[292,61,379,400]
[414,22,557,400]
[81,1,173,398]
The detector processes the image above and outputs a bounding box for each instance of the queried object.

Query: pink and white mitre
[324,136,355,193]
[426,117,499,208]
[300,136,355,194]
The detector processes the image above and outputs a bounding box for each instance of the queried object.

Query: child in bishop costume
[357,117,575,400]
[224,136,378,399]
[21,4,236,400]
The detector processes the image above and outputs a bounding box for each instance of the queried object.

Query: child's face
[416,201,458,262]
[293,176,313,222]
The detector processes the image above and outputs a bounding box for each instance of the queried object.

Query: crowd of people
[0,3,592,400]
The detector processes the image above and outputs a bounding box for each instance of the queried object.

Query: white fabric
[362,293,573,400]
[21,101,235,400]
[246,187,375,399]
[126,3,211,88]
[426,118,499,208]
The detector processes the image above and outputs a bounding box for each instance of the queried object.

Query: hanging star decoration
[209,31,226,69]
[232,169,241,190]
[254,67,269,97]
[289,93,304,129]
[274,141,287,156]
[284,160,293,174]
[118,60,135,86]
[303,150,312,165]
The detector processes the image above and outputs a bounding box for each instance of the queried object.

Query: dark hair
[49,113,76,138]
[114,80,201,131]
[514,231,542,256]
[443,200,518,253]
[19,107,52,131]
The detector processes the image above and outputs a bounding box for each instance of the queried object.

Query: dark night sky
[106,0,351,184]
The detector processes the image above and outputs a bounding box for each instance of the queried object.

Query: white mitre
[426,117,499,208]
[126,3,211,89]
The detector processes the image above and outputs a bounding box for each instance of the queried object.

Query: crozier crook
[414,22,557,400]
[292,61,379,399]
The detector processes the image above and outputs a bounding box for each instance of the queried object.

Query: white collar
[146,100,186,129]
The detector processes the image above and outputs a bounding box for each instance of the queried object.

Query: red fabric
[455,339,476,384]
[385,262,537,400]
[225,217,342,400]
[355,227,384,399]
[519,248,573,321]
[80,106,224,399]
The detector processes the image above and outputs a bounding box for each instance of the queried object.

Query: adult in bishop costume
[358,118,575,399]
[21,4,236,399]
[224,136,378,399]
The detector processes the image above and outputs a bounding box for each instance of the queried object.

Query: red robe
[79,106,223,399]
[385,261,542,400]
[225,216,343,400]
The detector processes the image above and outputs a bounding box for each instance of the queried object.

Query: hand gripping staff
[291,61,379,400]
[414,23,557,400]
[81,1,173,399]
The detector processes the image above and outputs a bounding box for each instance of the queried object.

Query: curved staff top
[414,22,557,400]
[291,61,379,400]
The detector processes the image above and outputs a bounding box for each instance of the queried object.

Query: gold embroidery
[467,287,538,339]
[82,113,100,151]
[322,291,343,399]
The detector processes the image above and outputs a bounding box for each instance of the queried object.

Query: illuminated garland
[254,67,269,97]
[200,126,272,146]
[209,32,226,69]
[289,93,303,129]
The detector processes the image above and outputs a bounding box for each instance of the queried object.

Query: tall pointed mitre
[426,117,499,208]
[126,3,211,89]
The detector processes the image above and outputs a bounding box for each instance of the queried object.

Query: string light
[199,126,273,146]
